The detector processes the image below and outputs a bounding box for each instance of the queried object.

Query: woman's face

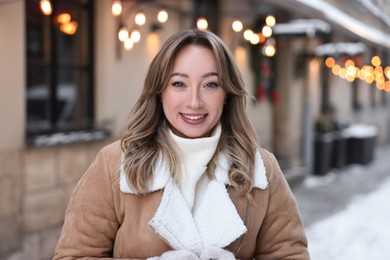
[161,44,226,138]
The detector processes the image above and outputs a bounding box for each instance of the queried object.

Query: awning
[314,42,367,57]
[291,0,390,49]
[273,19,331,36]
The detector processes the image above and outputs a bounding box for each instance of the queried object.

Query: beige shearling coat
[53,141,309,260]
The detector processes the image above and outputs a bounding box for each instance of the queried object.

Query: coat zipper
[235,200,251,255]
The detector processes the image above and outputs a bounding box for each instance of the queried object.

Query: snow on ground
[306,176,390,260]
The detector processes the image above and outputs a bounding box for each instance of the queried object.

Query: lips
[180,113,207,124]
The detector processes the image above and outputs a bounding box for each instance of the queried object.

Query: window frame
[25,0,100,146]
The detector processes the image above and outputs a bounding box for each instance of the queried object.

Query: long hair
[121,29,260,197]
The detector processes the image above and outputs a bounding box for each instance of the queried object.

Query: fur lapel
[120,150,268,193]
[119,150,268,252]
[148,180,204,253]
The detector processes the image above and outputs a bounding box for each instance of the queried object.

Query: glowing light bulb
[57,13,71,24]
[371,55,381,67]
[384,66,390,79]
[118,27,129,42]
[124,38,134,51]
[131,29,141,43]
[112,1,122,16]
[60,21,78,35]
[249,34,260,45]
[135,12,146,26]
[243,29,253,41]
[197,17,208,30]
[325,57,335,68]
[157,9,168,23]
[40,0,52,15]
[232,20,243,32]
[265,15,276,27]
[263,45,276,57]
[262,25,272,38]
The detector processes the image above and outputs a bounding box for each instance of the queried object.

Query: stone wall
[0,140,110,260]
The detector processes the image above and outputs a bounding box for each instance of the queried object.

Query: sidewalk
[291,143,390,227]
[290,144,390,259]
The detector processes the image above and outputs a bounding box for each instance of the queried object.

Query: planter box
[344,124,377,165]
[313,133,334,175]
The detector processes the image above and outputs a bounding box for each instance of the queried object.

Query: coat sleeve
[53,148,139,260]
[254,150,310,260]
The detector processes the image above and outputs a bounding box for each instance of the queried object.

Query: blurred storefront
[1,0,390,258]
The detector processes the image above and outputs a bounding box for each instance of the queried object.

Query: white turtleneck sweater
[169,125,221,212]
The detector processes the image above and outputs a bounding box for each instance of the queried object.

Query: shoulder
[99,139,122,160]
[258,148,279,170]
[256,148,284,186]
[256,148,293,195]
[91,140,122,181]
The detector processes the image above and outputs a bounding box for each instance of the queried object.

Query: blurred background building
[1,0,390,259]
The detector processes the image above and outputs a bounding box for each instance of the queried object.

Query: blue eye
[172,81,186,88]
[205,82,219,88]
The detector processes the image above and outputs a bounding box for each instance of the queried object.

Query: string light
[371,56,381,67]
[232,20,243,32]
[263,45,276,57]
[325,55,389,91]
[249,34,260,45]
[197,17,208,30]
[135,11,146,26]
[243,29,253,41]
[110,1,172,51]
[124,38,134,51]
[265,15,276,27]
[157,9,168,23]
[60,21,78,35]
[118,27,129,42]
[112,1,122,16]
[130,29,141,43]
[325,57,335,68]
[40,0,52,15]
[385,67,390,79]
[241,15,276,42]
[262,38,276,57]
[262,25,272,38]
[57,13,71,24]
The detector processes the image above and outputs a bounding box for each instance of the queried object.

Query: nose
[187,88,203,109]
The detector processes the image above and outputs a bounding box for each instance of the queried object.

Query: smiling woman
[53,29,310,260]
[161,44,226,139]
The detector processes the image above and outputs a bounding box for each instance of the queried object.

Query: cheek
[214,93,227,111]
[161,91,177,117]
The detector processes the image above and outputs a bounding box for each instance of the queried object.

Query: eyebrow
[170,72,219,79]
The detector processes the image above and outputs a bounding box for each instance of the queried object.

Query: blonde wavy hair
[121,29,260,198]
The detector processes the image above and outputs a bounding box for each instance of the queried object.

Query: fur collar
[120,150,268,193]
[119,150,268,253]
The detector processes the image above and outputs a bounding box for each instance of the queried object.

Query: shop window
[26,0,105,146]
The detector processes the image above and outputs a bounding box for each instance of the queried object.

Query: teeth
[183,114,205,120]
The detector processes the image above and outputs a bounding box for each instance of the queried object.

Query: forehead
[171,44,218,73]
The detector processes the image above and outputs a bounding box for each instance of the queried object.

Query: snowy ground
[305,175,390,259]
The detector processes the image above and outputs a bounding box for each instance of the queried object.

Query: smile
[181,114,206,120]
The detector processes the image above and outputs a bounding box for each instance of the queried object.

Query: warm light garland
[118,27,129,42]
[197,17,208,30]
[112,1,122,16]
[134,11,146,25]
[265,15,276,27]
[232,20,243,32]
[40,0,52,15]
[241,14,276,48]
[325,56,390,92]
[157,9,168,23]
[111,1,171,51]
